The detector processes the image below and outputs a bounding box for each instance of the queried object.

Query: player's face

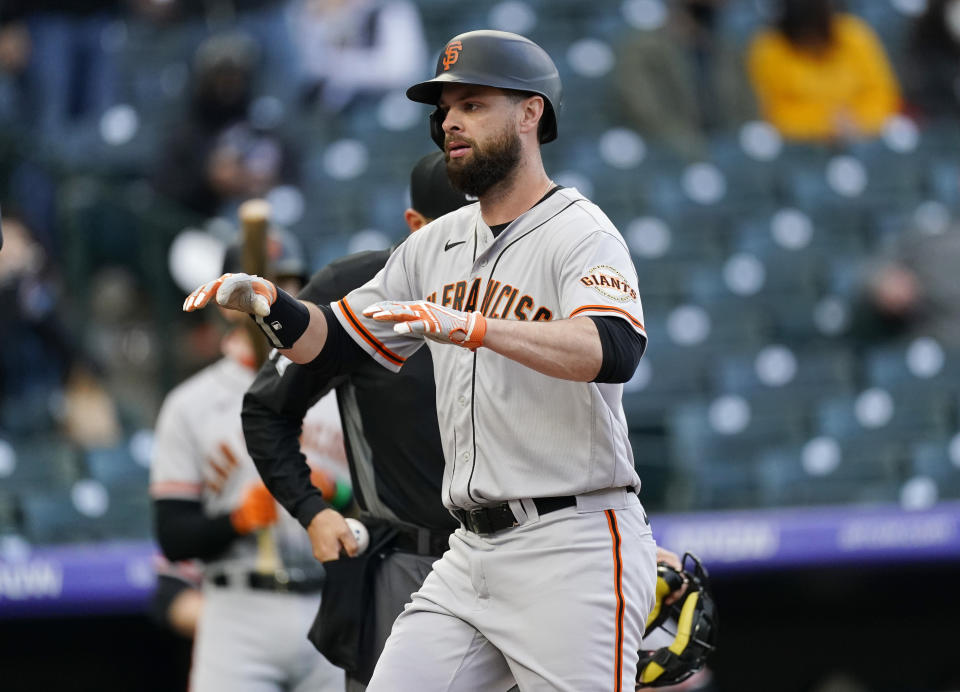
[438,84,523,197]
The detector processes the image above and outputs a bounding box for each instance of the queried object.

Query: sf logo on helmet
[443,41,462,71]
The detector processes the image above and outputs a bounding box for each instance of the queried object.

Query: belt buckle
[468,507,492,535]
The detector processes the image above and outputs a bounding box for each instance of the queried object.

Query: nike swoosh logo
[444,240,466,251]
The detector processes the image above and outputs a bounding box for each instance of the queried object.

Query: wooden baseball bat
[239,198,272,370]
[239,198,282,575]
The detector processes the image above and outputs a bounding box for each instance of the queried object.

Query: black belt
[209,571,325,594]
[391,524,453,557]
[451,496,576,536]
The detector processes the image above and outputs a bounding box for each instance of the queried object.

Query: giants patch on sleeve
[579,266,637,302]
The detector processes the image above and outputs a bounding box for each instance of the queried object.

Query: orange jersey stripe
[570,305,645,332]
[605,509,625,691]
[209,458,229,481]
[338,299,406,367]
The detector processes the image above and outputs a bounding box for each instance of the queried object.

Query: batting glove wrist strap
[252,288,310,350]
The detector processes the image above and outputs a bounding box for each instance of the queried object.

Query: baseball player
[241,150,473,690]
[185,30,658,691]
[151,232,346,692]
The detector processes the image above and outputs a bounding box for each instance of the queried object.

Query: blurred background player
[150,224,346,692]
[242,151,472,690]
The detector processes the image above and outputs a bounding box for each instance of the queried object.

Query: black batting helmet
[406,30,562,150]
[636,553,718,688]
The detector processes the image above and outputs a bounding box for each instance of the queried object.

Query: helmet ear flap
[429,109,445,150]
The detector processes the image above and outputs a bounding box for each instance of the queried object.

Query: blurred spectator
[903,0,960,122]
[747,0,901,142]
[0,13,30,124]
[288,0,428,113]
[152,32,300,219]
[0,213,73,433]
[0,1,121,140]
[852,221,960,347]
[0,212,127,443]
[615,0,756,160]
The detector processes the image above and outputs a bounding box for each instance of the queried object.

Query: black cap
[409,151,474,220]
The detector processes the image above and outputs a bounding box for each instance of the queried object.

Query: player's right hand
[656,546,688,606]
[182,272,277,317]
[306,508,359,562]
[230,482,278,534]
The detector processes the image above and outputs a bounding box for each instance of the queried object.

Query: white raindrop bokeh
[667,305,711,345]
[627,217,671,258]
[755,345,798,387]
[599,128,646,169]
[905,337,945,379]
[802,436,841,476]
[854,388,895,429]
[708,395,751,435]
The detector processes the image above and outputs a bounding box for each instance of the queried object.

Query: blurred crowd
[1,0,960,547]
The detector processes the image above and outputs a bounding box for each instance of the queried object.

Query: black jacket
[242,248,456,532]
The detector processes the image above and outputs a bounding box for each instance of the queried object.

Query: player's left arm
[365,230,645,382]
[479,316,603,381]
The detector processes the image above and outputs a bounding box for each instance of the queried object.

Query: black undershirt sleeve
[589,315,647,384]
[300,303,369,380]
[153,499,238,562]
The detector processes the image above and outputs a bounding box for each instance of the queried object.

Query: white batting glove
[182,272,277,317]
[363,300,487,350]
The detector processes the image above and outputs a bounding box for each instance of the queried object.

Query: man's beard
[445,126,522,197]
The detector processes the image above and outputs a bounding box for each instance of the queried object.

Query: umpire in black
[241,152,473,691]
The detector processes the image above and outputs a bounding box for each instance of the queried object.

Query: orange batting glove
[362,300,487,350]
[230,482,278,534]
[182,272,277,317]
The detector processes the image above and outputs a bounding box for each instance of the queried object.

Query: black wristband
[251,288,310,349]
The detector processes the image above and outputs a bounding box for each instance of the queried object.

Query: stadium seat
[622,351,709,430]
[864,340,960,395]
[765,292,853,345]
[926,159,960,210]
[0,491,21,535]
[757,437,902,507]
[814,388,953,446]
[712,345,855,405]
[84,445,149,488]
[630,431,677,512]
[3,436,81,493]
[21,484,152,544]
[667,396,807,471]
[910,437,960,499]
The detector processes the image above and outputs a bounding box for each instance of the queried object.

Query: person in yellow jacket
[747,0,901,141]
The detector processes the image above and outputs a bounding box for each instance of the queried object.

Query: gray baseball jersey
[331,187,645,509]
[150,356,343,575]
[150,354,346,692]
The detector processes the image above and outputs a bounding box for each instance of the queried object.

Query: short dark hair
[775,0,836,47]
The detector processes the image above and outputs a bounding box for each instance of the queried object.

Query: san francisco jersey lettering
[331,188,645,509]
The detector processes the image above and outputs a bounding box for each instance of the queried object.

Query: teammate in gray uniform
[153,233,346,692]
[185,30,659,691]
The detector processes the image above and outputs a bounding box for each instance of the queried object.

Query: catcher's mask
[636,553,718,689]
